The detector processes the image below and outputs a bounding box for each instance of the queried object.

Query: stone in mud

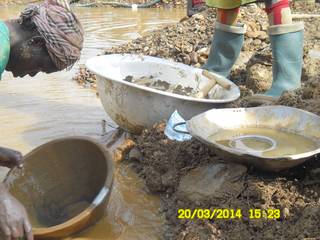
[161,170,178,189]
[246,63,272,93]
[302,54,320,80]
[196,47,209,57]
[310,168,320,178]
[145,166,166,192]
[189,52,198,64]
[177,163,247,202]
[198,56,207,64]
[101,129,135,162]
[282,207,290,219]
[128,147,142,162]
[246,31,260,39]
[252,39,262,46]
[124,75,134,82]
[257,31,268,40]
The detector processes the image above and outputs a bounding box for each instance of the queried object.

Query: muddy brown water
[0,6,185,239]
[209,127,319,158]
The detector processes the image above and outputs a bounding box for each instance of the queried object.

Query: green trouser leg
[202,22,246,77]
[264,22,304,97]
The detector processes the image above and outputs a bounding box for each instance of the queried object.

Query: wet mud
[124,75,196,96]
[3,1,318,239]
[77,3,320,239]
[0,7,186,240]
[128,122,320,240]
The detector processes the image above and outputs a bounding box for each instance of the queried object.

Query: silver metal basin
[86,54,240,134]
[187,106,320,172]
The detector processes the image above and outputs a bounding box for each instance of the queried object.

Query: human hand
[0,147,23,169]
[0,185,33,240]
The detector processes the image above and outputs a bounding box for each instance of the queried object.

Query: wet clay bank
[74,2,320,239]
[127,123,320,239]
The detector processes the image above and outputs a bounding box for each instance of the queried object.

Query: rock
[143,46,149,53]
[246,31,260,39]
[198,56,207,64]
[246,63,272,93]
[189,52,199,64]
[253,39,262,45]
[113,139,136,162]
[182,44,193,53]
[146,166,165,192]
[310,168,320,177]
[193,13,205,21]
[128,147,142,161]
[247,21,260,32]
[197,47,210,57]
[101,129,135,163]
[315,32,320,39]
[257,31,268,40]
[161,170,177,188]
[177,163,247,202]
[181,53,191,65]
[302,55,320,80]
[243,38,253,51]
[283,207,290,219]
[149,49,157,56]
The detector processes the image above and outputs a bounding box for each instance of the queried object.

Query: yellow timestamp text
[177,209,281,220]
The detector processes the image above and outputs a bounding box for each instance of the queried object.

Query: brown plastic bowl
[4,137,114,239]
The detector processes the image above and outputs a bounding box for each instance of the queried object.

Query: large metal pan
[86,54,240,134]
[185,106,320,172]
[3,137,114,239]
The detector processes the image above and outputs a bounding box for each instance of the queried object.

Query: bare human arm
[0,146,23,169]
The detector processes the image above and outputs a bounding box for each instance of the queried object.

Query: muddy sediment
[126,122,320,240]
[73,3,320,239]
[124,75,197,96]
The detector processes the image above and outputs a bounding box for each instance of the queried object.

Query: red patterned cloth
[20,0,84,70]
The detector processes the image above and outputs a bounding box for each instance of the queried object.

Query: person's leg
[216,8,240,26]
[249,0,304,104]
[202,8,246,77]
[265,0,292,25]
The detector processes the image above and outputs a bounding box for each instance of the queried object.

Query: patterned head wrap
[19,0,84,70]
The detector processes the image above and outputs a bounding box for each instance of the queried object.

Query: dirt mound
[275,76,320,115]
[131,122,218,193]
[74,3,320,239]
[75,3,320,104]
[128,122,320,240]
